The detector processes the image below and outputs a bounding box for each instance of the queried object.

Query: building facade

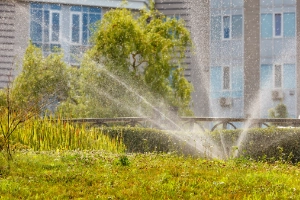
[207,0,297,118]
[0,0,149,87]
[156,0,298,118]
[1,0,299,119]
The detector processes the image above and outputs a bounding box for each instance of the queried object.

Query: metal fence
[60,117,300,131]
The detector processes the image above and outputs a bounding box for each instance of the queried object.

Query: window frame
[30,3,61,48]
[30,6,44,43]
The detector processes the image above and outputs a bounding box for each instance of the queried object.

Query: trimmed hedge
[211,127,300,163]
[99,127,199,156]
[100,126,300,162]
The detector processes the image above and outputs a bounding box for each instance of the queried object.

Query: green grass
[1,151,300,199]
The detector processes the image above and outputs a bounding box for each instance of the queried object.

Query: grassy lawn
[1,151,300,199]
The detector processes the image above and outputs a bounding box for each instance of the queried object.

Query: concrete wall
[14,1,30,73]
[155,0,192,82]
[244,0,260,118]
[297,1,300,117]
[0,1,16,88]
[187,0,210,117]
[21,0,150,10]
[155,0,210,117]
[0,0,29,88]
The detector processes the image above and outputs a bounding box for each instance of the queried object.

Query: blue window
[31,3,43,9]
[70,6,101,45]
[261,12,295,38]
[71,6,81,12]
[30,9,43,42]
[275,13,282,36]
[223,16,230,39]
[52,12,60,42]
[72,14,80,43]
[30,3,61,52]
[50,4,61,10]
[90,7,101,13]
[82,13,89,45]
[260,64,296,89]
[44,10,49,42]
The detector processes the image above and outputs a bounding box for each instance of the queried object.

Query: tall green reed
[11,117,125,153]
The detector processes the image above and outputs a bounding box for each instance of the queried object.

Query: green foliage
[0,89,5,107]
[100,126,200,156]
[0,134,4,151]
[61,7,193,117]
[12,42,70,113]
[0,43,71,162]
[211,127,300,163]
[117,155,130,166]
[100,127,173,153]
[57,54,152,118]
[268,103,288,118]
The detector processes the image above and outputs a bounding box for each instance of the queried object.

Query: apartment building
[157,0,298,118]
[207,0,297,118]
[1,0,299,118]
[0,0,149,88]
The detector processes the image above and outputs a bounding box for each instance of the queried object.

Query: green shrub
[100,127,172,153]
[211,127,300,163]
[99,127,199,155]
[117,155,130,166]
[269,103,288,118]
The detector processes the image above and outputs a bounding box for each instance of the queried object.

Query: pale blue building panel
[232,15,243,39]
[210,66,222,92]
[211,16,221,41]
[260,65,273,89]
[283,13,295,37]
[261,14,273,38]
[283,64,296,89]
[231,66,243,92]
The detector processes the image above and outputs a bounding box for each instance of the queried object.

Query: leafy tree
[268,103,288,127]
[76,4,193,116]
[268,103,288,118]
[0,43,70,161]
[12,43,70,113]
[58,53,152,118]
